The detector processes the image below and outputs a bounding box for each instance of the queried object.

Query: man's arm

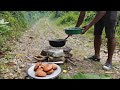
[82,11,106,34]
[67,11,86,36]
[75,11,86,27]
[87,11,106,28]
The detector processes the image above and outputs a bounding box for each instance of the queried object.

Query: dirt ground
[0,18,120,79]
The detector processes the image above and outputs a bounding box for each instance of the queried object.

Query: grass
[59,73,111,79]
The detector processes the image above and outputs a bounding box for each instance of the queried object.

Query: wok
[49,35,70,47]
[49,39,67,47]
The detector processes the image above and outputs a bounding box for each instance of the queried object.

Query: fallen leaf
[16,54,23,57]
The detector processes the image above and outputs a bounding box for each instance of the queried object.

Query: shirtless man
[75,11,117,70]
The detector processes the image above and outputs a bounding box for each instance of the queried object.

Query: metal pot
[64,27,83,34]
[49,39,67,47]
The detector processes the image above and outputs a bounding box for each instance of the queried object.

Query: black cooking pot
[49,39,67,47]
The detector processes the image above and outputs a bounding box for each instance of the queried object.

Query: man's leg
[86,35,102,61]
[103,11,117,70]
[94,35,102,59]
[85,18,104,61]
[102,37,116,70]
[106,37,116,65]
[92,18,104,61]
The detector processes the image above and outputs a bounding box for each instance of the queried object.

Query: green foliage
[84,11,95,22]
[60,73,110,79]
[0,11,26,31]
[22,11,49,26]
[0,24,12,49]
[72,73,110,79]
[0,11,46,51]
[50,11,79,26]
[50,11,95,27]
[58,12,78,26]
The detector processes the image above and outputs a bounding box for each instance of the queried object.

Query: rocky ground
[0,18,120,79]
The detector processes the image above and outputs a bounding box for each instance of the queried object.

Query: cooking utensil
[49,39,67,47]
[48,35,71,47]
[64,35,70,40]
[64,27,83,34]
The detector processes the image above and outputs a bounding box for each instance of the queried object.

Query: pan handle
[64,35,70,40]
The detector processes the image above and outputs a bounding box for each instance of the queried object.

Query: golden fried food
[46,69,54,75]
[41,63,46,67]
[34,63,58,77]
[35,68,46,77]
[38,67,44,71]
[51,64,57,70]
[34,63,41,71]
[43,64,53,72]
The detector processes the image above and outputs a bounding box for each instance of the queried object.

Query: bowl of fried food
[27,62,61,79]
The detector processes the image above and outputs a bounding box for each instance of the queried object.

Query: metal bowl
[64,27,83,34]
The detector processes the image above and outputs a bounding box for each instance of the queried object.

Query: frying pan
[49,36,70,47]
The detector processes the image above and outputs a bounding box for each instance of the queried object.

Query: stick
[67,58,77,66]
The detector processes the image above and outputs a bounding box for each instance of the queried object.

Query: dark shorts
[94,11,117,38]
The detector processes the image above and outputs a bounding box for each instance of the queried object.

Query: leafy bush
[54,11,79,26]
[0,11,46,51]
[50,11,95,27]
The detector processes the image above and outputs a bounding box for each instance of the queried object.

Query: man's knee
[94,35,102,39]
[106,36,116,40]
[107,37,116,43]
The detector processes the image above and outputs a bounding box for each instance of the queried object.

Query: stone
[40,50,48,56]
[48,49,65,57]
[17,68,21,73]
[25,76,31,79]
[104,50,108,53]
[67,66,72,70]
[63,47,72,53]
[20,64,25,68]
[118,52,120,55]
[9,73,14,76]
[48,56,65,62]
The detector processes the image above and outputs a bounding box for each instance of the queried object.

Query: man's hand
[82,24,91,34]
